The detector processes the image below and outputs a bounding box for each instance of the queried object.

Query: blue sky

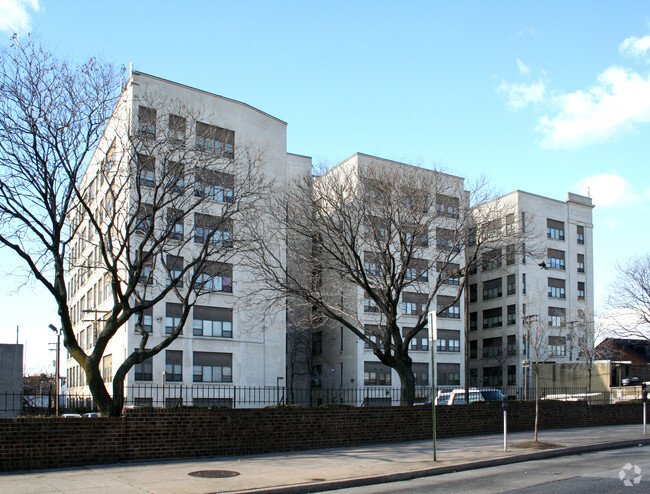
[2,0,650,371]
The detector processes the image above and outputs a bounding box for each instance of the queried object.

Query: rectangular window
[413,363,429,386]
[469,340,478,359]
[403,328,429,352]
[138,106,156,138]
[437,261,459,285]
[196,122,235,158]
[437,295,460,319]
[506,244,515,265]
[507,365,517,385]
[483,277,503,300]
[547,219,565,240]
[436,194,459,218]
[522,273,526,294]
[505,214,516,235]
[165,303,183,335]
[137,154,155,188]
[507,274,516,295]
[135,306,153,333]
[196,261,233,293]
[549,336,567,357]
[402,292,428,316]
[507,304,516,325]
[194,213,232,247]
[134,353,153,381]
[364,251,385,277]
[165,255,184,287]
[436,329,461,353]
[547,248,565,270]
[483,307,503,329]
[507,335,517,356]
[469,284,478,303]
[469,312,478,331]
[548,277,566,299]
[193,306,233,338]
[436,228,459,252]
[483,337,502,358]
[102,354,112,383]
[437,363,461,386]
[548,307,566,327]
[165,350,183,382]
[482,248,502,271]
[312,331,323,355]
[168,208,184,241]
[577,225,585,244]
[406,258,429,282]
[134,204,153,235]
[483,366,502,387]
[577,254,585,273]
[194,170,235,202]
[364,325,385,350]
[168,114,186,144]
[193,351,232,383]
[364,296,379,313]
[578,281,585,300]
[364,361,392,386]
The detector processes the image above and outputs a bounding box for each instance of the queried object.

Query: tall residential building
[65,72,311,406]
[467,191,594,389]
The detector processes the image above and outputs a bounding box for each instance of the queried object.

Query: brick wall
[0,401,646,471]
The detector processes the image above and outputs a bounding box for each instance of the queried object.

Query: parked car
[435,388,504,405]
[60,413,82,418]
[82,412,101,418]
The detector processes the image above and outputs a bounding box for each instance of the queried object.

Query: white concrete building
[467,191,594,389]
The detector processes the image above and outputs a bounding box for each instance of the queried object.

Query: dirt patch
[511,441,562,450]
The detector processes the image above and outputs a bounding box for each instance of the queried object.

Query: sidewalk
[2,424,649,494]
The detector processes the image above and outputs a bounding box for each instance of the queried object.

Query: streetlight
[48,324,61,416]
[428,311,438,462]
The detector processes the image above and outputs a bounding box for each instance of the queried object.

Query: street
[327,446,650,493]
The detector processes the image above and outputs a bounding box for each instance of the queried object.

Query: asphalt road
[326,445,650,493]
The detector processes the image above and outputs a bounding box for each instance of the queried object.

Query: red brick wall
[0,402,646,471]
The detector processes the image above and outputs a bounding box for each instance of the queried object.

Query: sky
[1,0,649,372]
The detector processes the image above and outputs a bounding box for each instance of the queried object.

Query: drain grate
[188,470,241,479]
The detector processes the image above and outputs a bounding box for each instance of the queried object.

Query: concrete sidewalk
[2,424,649,494]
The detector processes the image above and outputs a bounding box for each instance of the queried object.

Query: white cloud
[571,173,641,207]
[0,0,39,36]
[498,80,545,110]
[538,66,650,148]
[619,35,650,58]
[516,58,530,76]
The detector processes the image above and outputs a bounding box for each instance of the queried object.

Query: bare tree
[0,38,269,416]
[244,156,525,405]
[607,254,650,338]
[565,312,597,393]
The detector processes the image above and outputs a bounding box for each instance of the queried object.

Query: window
[547,219,565,240]
[196,262,233,293]
[469,340,478,359]
[402,292,427,316]
[437,261,459,285]
[194,170,235,202]
[547,248,565,270]
[507,335,517,356]
[137,154,155,187]
[469,312,477,331]
[165,350,183,382]
[406,258,429,282]
[436,194,459,218]
[507,274,516,295]
[403,328,428,351]
[482,249,502,271]
[134,353,153,381]
[194,213,232,247]
[364,361,392,385]
[469,283,478,303]
[139,256,154,285]
[578,281,585,300]
[168,115,186,144]
[507,365,517,385]
[138,106,156,138]
[196,122,235,158]
[412,363,429,385]
[364,296,379,313]
[135,306,153,333]
[505,214,516,235]
[437,295,460,319]
[364,252,386,277]
[193,352,232,383]
[193,306,233,338]
[134,204,153,235]
[577,225,585,244]
[483,218,502,240]
[436,329,461,352]
[483,366,502,387]
[437,363,461,386]
[102,354,112,383]
[483,337,502,358]
[522,273,526,294]
[549,336,567,357]
[312,331,322,355]
[548,277,566,299]
[507,304,516,325]
[405,225,428,247]
[483,278,502,300]
[165,303,183,335]
[548,307,566,327]
[506,244,515,265]
[436,228,459,252]
[165,255,183,287]
[166,160,185,193]
[364,325,385,350]
[483,307,502,329]
[168,209,184,240]
[577,254,585,273]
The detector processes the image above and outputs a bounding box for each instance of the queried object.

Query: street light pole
[48,324,61,416]
[428,311,438,462]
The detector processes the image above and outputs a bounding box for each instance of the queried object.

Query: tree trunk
[394,358,416,406]
[85,364,113,415]
[534,370,539,442]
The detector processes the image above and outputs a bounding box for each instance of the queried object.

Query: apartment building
[65,72,311,406]
[309,154,468,403]
[467,191,594,389]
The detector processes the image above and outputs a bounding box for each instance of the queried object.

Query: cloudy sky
[1,1,649,371]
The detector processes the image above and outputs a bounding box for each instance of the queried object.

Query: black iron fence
[2,384,643,415]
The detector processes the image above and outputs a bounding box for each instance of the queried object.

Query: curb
[235,437,650,494]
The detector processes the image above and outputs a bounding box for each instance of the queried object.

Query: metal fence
[3,384,643,415]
